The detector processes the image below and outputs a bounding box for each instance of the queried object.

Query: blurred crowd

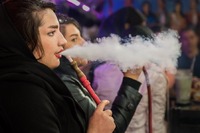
[55,0,200,90]
[55,0,200,122]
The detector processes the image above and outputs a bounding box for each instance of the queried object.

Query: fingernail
[106,100,110,104]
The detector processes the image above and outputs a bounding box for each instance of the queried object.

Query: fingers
[96,100,113,118]
[104,109,113,116]
[88,100,115,133]
[124,68,143,80]
[96,100,110,111]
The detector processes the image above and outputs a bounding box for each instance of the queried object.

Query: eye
[47,31,56,36]
[71,38,78,42]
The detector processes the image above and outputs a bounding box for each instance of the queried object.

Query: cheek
[64,42,75,49]
[78,41,83,46]
[42,43,51,54]
[41,39,56,57]
[64,44,70,49]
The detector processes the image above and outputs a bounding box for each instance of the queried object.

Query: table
[169,100,200,133]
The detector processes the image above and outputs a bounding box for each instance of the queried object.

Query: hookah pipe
[67,56,152,133]
[143,67,153,133]
[67,56,101,105]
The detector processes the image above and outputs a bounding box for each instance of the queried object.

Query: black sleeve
[111,77,142,133]
[60,75,96,121]
[0,81,61,133]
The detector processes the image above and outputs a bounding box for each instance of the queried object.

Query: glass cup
[175,69,192,105]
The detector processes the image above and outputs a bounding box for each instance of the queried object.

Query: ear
[32,46,42,60]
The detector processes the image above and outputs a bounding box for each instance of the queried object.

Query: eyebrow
[48,25,59,29]
[70,34,78,37]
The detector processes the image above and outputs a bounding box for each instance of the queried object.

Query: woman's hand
[123,68,142,80]
[87,100,115,133]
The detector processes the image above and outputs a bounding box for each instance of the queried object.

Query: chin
[50,62,60,69]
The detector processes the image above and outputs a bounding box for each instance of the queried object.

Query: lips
[55,54,62,58]
[55,49,63,59]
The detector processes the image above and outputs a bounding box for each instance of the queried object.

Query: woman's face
[33,9,66,69]
[142,3,150,14]
[175,3,181,12]
[63,23,88,66]
[181,30,199,58]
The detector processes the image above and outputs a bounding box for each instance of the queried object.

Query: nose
[80,36,85,46]
[58,31,67,47]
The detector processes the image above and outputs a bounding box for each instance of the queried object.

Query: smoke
[61,30,181,74]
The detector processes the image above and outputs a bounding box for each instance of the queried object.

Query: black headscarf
[0,2,34,59]
[0,1,73,101]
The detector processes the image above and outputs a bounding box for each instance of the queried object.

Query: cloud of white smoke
[61,30,181,74]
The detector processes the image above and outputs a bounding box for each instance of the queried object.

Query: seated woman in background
[91,25,169,133]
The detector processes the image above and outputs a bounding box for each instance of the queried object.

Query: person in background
[156,0,170,30]
[178,27,200,89]
[54,14,143,133]
[54,15,88,75]
[124,0,134,7]
[92,25,169,133]
[169,0,186,33]
[141,0,159,31]
[0,0,116,132]
[185,0,199,28]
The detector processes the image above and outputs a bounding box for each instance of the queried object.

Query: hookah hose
[143,67,153,133]
[67,57,101,105]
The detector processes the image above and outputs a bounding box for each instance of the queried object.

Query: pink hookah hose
[67,57,101,105]
[143,67,153,133]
